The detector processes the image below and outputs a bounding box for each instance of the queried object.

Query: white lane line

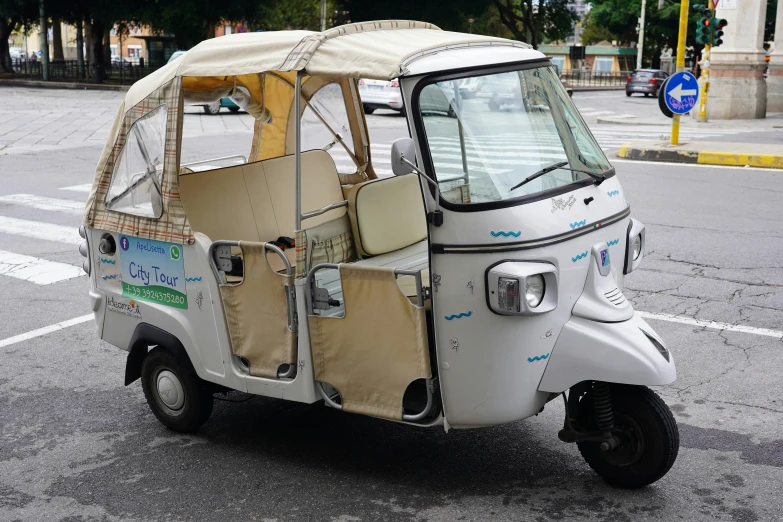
[0,216,82,245]
[0,250,84,285]
[638,311,783,340]
[59,183,92,193]
[0,314,94,349]
[0,194,84,214]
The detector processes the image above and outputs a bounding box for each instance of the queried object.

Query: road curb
[0,79,128,91]
[617,142,783,169]
[572,86,625,92]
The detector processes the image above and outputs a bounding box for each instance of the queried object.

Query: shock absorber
[592,382,614,433]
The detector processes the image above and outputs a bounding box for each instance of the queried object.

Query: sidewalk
[600,112,783,129]
[617,140,783,169]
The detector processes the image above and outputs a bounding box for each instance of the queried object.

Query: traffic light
[695,8,712,45]
[696,16,711,45]
[711,18,728,47]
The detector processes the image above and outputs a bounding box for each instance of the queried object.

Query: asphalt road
[1,88,782,522]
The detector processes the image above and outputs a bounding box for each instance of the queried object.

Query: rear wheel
[203,101,221,115]
[363,104,375,114]
[141,347,213,433]
[576,384,679,489]
[488,98,500,111]
[625,92,632,97]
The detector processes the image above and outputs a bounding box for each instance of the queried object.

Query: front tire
[576,384,679,489]
[141,347,213,433]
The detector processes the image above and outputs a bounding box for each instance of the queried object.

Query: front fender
[538,312,676,393]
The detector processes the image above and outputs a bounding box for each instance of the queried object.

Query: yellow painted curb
[617,144,631,158]
[697,151,783,169]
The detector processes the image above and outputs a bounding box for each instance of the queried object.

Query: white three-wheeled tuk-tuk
[80,21,679,488]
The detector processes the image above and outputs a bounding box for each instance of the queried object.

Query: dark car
[625,69,669,98]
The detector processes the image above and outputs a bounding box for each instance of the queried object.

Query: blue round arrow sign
[664,71,700,114]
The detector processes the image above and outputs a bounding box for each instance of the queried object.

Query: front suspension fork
[558,381,619,450]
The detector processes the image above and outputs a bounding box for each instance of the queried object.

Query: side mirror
[391,138,416,176]
[389,137,444,226]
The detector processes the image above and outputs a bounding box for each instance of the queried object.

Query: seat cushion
[348,175,427,257]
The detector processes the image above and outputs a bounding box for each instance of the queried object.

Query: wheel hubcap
[156,370,185,410]
[601,411,646,467]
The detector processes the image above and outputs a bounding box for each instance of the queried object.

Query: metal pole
[636,0,647,69]
[75,19,84,79]
[39,0,49,81]
[697,43,710,122]
[294,71,302,231]
[320,0,327,31]
[670,0,689,145]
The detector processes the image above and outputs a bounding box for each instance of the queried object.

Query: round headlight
[525,275,545,308]
[632,234,642,261]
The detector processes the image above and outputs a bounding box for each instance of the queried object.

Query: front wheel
[577,384,679,488]
[141,347,213,433]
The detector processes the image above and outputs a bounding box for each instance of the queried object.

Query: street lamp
[468,18,475,34]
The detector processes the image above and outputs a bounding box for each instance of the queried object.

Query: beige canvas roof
[123,20,527,108]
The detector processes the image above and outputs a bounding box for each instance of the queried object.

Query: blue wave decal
[606,238,619,247]
[571,251,588,262]
[490,230,521,238]
[445,311,472,321]
[528,353,550,363]
[100,258,116,265]
[607,190,620,197]
[569,220,587,229]
[102,274,118,280]
[185,277,202,283]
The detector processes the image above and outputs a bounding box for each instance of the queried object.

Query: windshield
[417,65,611,206]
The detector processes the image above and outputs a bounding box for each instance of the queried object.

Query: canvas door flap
[308,264,430,420]
[219,242,296,378]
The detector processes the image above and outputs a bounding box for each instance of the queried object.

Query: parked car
[458,77,481,99]
[358,78,405,114]
[476,73,523,111]
[168,50,241,114]
[419,82,457,118]
[625,69,669,98]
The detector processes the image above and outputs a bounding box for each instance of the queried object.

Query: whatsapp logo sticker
[170,245,181,261]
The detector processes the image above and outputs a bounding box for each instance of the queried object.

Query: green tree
[492,0,578,48]
[0,0,38,73]
[588,0,709,67]
[259,0,324,31]
[579,11,615,45]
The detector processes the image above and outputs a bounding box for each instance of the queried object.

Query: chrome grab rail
[307,262,433,421]
[209,240,296,378]
[300,200,348,221]
[181,154,246,168]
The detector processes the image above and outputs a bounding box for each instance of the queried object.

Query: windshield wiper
[510,161,608,192]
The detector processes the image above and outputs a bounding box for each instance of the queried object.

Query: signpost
[670,0,690,145]
[664,71,700,115]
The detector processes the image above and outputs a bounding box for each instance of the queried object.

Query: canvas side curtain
[83,77,193,244]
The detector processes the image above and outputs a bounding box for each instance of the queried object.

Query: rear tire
[576,384,679,489]
[625,92,632,97]
[488,98,500,111]
[141,347,213,433]
[203,101,221,115]
[363,104,375,114]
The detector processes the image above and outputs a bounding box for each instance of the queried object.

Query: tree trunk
[90,20,105,83]
[52,17,64,61]
[0,19,14,73]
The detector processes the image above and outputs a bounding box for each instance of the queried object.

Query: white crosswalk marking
[0,216,82,244]
[0,194,84,214]
[0,250,84,285]
[59,183,93,193]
